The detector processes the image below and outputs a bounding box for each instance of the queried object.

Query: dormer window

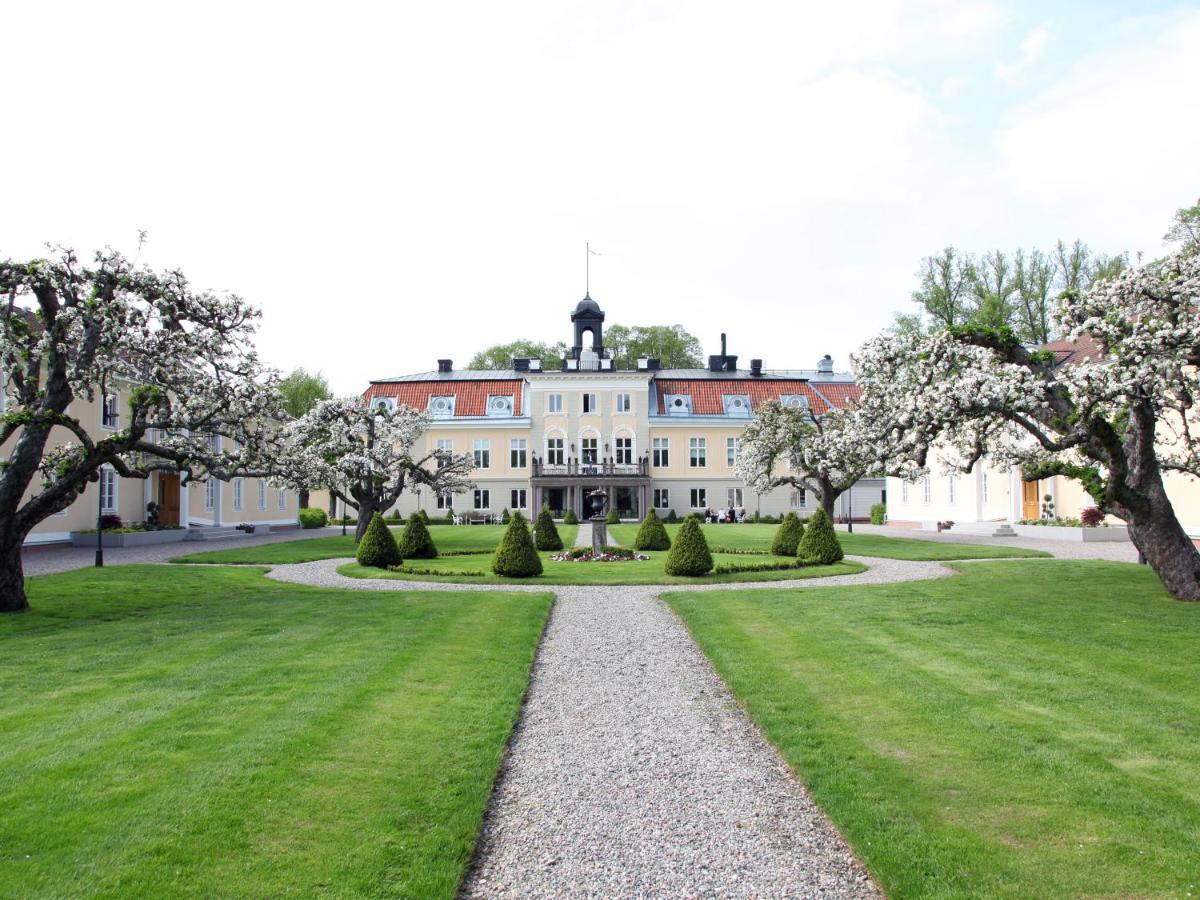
[487,395,514,417]
[428,395,456,418]
[371,397,396,414]
[780,394,809,412]
[665,394,692,416]
[723,394,751,417]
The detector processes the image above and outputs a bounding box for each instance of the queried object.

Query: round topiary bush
[534,504,563,551]
[605,506,620,525]
[563,508,579,525]
[492,511,543,577]
[664,515,713,576]
[298,507,328,529]
[797,507,843,565]
[633,508,671,551]
[771,511,804,556]
[398,513,438,559]
[356,512,402,568]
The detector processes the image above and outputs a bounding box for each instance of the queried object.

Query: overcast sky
[3,1,1198,393]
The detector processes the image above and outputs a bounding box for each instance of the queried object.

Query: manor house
[363,297,884,522]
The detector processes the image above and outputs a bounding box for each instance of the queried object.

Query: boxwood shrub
[770,511,804,556]
[797,507,843,565]
[356,512,402,568]
[492,511,543,577]
[298,507,328,529]
[397,514,438,559]
[534,504,564,551]
[664,515,713,576]
[633,508,671,551]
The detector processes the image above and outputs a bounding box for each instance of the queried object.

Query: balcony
[532,456,649,479]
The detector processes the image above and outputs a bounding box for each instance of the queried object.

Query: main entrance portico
[532,458,650,521]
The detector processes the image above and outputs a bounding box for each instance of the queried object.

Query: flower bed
[550,546,650,562]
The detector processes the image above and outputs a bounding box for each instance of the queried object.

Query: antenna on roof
[586,242,600,295]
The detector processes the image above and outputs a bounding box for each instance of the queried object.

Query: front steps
[184,526,256,541]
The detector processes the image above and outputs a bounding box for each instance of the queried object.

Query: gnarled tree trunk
[1119,477,1200,601]
[0,532,29,613]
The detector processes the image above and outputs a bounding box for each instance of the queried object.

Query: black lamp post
[843,489,853,534]
[341,496,347,537]
[95,378,106,568]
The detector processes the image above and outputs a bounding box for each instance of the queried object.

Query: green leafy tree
[912,247,975,328]
[1013,248,1056,345]
[1164,197,1200,254]
[633,508,671,551]
[664,515,713,576]
[770,511,804,556]
[468,340,567,371]
[533,504,563,551]
[797,508,843,565]
[397,514,438,559]
[603,324,703,369]
[969,250,1018,332]
[356,512,401,568]
[278,368,332,509]
[491,511,543,577]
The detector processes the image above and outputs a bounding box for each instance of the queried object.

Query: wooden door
[159,474,181,526]
[1021,480,1040,521]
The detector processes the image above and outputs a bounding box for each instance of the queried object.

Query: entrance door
[1021,480,1040,521]
[159,474,181,526]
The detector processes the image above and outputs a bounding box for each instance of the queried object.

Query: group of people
[702,507,746,524]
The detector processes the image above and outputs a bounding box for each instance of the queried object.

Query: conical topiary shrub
[634,508,671,551]
[397,513,438,559]
[664,515,713,576]
[500,507,511,524]
[666,508,678,523]
[356,512,402,568]
[605,506,620,525]
[563,508,579,525]
[492,511,543,577]
[534,504,563,551]
[797,507,843,565]
[771,511,804,556]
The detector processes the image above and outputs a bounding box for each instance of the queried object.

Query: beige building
[363,297,884,522]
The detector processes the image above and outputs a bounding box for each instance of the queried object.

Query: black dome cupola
[570,293,605,356]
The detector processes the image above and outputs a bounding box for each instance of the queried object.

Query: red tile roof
[653,379,859,415]
[1042,333,1104,367]
[364,380,523,417]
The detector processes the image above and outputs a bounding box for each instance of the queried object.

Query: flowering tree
[856,251,1200,600]
[735,397,922,519]
[279,398,473,541]
[0,247,285,613]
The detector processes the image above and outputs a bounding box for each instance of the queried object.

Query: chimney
[437,359,453,373]
[512,358,530,372]
[817,354,834,377]
[750,359,763,377]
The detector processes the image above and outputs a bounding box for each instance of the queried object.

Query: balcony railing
[532,456,649,478]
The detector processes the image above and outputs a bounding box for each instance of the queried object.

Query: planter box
[70,529,189,548]
[1011,524,1130,542]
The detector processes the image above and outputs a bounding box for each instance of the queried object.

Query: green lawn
[609,522,1049,560]
[339,553,866,585]
[0,566,552,898]
[666,561,1200,897]
[173,524,578,565]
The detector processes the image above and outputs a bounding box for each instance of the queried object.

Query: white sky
[3,1,1198,393]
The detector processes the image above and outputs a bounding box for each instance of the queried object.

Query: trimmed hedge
[397,514,438,559]
[563,509,579,525]
[870,503,887,525]
[798,507,843,565]
[298,507,328,529]
[534,504,564,551]
[356,512,402,568]
[633,508,671,551]
[664,515,713,576]
[770,511,804,556]
[712,559,811,575]
[492,511,543,577]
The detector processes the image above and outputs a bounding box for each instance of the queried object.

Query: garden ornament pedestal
[587,488,609,554]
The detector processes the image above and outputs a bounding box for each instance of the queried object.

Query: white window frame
[511,488,527,510]
[690,487,707,509]
[258,479,266,510]
[278,487,287,510]
[615,392,631,413]
[791,488,807,509]
[901,480,908,503]
[437,491,453,510]
[581,392,598,414]
[726,437,740,467]
[923,476,932,503]
[948,475,956,504]
[689,437,707,468]
[982,470,989,503]
[614,435,633,466]
[510,438,527,469]
[653,488,670,509]
[546,435,565,466]
[473,488,490,510]
[436,438,453,469]
[101,394,119,430]
[473,438,491,469]
[652,437,669,468]
[580,434,599,464]
[99,465,118,513]
[232,477,244,512]
[205,478,217,512]
[547,393,563,413]
[727,487,743,508]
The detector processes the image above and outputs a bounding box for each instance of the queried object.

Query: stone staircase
[991,522,1017,537]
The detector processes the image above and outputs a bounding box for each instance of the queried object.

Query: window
[581,436,598,464]
[546,437,565,466]
[727,488,743,508]
[653,488,670,509]
[901,480,908,503]
[689,437,707,468]
[982,470,989,503]
[473,489,490,510]
[547,393,563,413]
[101,394,119,429]
[99,466,117,512]
[948,475,956,504]
[791,489,807,509]
[209,433,221,453]
[233,478,244,511]
[437,491,453,510]
[652,437,669,467]
[511,488,527,510]
[435,438,453,468]
[615,436,633,465]
[205,478,217,511]
[510,438,527,469]
[581,392,598,414]
[615,393,631,413]
[257,479,266,510]
[278,487,287,510]
[429,396,455,417]
[923,476,931,503]
[473,439,490,469]
[726,437,740,467]
[690,487,707,509]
